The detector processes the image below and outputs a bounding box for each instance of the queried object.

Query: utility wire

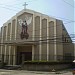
[0,22,74,36]
[0,4,22,10]
[0,3,74,22]
[0,1,74,39]
[11,0,75,22]
[10,0,39,6]
[0,38,74,46]
[61,0,75,8]
[0,20,75,38]
[1,33,75,39]
[0,1,74,44]
[0,6,18,11]
[0,27,74,44]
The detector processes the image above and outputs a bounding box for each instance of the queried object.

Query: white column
[32,14,35,61]
[32,45,34,61]
[13,18,17,65]
[6,24,8,41]
[15,18,17,40]
[1,27,4,57]
[8,21,12,65]
[47,18,49,61]
[4,25,8,62]
[39,15,42,61]
[4,45,7,62]
[8,46,11,65]
[10,21,12,40]
[54,21,57,61]
[13,46,16,65]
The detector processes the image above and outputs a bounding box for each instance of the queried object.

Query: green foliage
[23,60,72,65]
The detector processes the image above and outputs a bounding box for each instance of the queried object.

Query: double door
[17,52,32,65]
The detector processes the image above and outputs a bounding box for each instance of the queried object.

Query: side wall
[56,20,63,61]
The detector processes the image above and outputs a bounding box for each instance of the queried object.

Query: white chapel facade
[0,9,74,65]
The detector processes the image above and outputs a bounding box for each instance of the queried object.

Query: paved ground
[0,69,73,75]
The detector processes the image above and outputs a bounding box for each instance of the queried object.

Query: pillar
[8,46,11,65]
[8,21,12,65]
[4,24,8,62]
[1,27,4,58]
[13,18,17,65]
[13,46,16,65]
[39,15,42,61]
[47,18,49,61]
[32,14,35,61]
[54,21,57,61]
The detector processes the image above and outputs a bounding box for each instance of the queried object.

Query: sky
[0,0,74,40]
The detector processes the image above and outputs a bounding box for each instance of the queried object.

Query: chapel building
[0,9,74,65]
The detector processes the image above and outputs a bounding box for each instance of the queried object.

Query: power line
[0,1,74,44]
[11,0,39,6]
[0,6,18,12]
[0,37,74,46]
[0,3,74,22]
[1,33,75,39]
[0,21,74,43]
[4,21,75,35]
[0,1,74,39]
[49,15,74,22]
[61,0,75,8]
[1,20,75,38]
[27,0,74,22]
[0,35,74,43]
[0,3,21,9]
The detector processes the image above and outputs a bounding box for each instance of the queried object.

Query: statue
[21,20,29,39]
[22,20,28,34]
[18,16,32,40]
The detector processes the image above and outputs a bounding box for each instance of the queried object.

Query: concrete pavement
[0,69,73,75]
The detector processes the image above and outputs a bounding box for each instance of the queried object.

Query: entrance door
[21,52,32,62]
[17,45,32,65]
[17,52,32,65]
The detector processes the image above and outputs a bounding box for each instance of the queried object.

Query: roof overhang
[1,40,38,46]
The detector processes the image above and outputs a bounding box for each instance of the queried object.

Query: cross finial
[23,2,28,9]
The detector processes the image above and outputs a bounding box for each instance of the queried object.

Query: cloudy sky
[0,0,74,37]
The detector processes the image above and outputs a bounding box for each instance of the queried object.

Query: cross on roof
[23,2,28,9]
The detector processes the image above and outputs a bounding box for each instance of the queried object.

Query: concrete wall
[22,63,71,71]
[56,20,63,60]
[17,46,32,53]
[62,23,74,61]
